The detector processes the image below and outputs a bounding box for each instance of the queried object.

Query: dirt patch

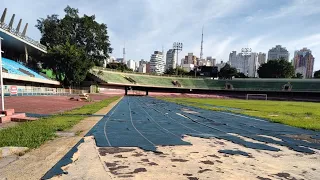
[132,152,144,157]
[98,147,135,156]
[200,160,214,165]
[131,168,147,174]
[273,172,295,179]
[188,177,199,180]
[171,158,188,162]
[148,162,158,166]
[141,158,149,162]
[198,169,212,173]
[208,154,220,158]
[109,166,129,171]
[257,176,271,180]
[114,155,127,158]
[105,162,117,167]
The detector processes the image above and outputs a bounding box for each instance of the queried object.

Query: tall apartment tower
[258,52,266,64]
[268,45,289,61]
[150,51,165,74]
[166,49,176,69]
[184,53,197,65]
[294,48,315,78]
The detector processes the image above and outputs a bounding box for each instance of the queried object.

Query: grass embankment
[161,97,320,131]
[0,96,120,148]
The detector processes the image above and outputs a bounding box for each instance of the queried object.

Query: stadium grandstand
[90,67,320,100]
[0,8,88,96]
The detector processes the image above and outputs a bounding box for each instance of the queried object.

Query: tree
[314,70,320,78]
[293,73,303,79]
[218,64,237,79]
[257,58,295,78]
[234,72,248,78]
[106,63,132,72]
[164,67,188,76]
[36,6,112,85]
[45,42,93,86]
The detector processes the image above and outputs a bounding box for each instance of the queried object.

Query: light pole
[241,47,252,77]
[0,37,4,111]
[173,42,183,75]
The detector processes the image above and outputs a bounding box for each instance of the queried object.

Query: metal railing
[1,85,89,96]
[0,22,47,51]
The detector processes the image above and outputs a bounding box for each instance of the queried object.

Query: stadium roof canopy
[0,8,47,55]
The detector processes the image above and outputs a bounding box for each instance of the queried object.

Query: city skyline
[2,0,320,70]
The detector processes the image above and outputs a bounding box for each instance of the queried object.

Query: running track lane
[88,96,319,153]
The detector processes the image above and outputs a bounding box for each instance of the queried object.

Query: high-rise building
[184,53,197,65]
[139,59,147,66]
[127,59,136,71]
[166,49,176,70]
[293,48,315,78]
[258,52,266,64]
[150,51,165,74]
[138,64,147,73]
[146,62,151,73]
[268,45,289,61]
[206,56,216,66]
[229,51,259,77]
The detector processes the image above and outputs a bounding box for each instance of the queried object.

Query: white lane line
[220,111,267,122]
[135,98,181,139]
[103,100,121,146]
[140,98,203,134]
[127,97,156,146]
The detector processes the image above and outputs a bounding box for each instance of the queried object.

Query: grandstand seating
[2,57,47,79]
[91,68,320,92]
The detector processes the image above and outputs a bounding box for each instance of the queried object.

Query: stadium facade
[0,8,89,96]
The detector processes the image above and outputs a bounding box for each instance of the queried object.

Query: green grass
[0,96,120,148]
[160,97,320,131]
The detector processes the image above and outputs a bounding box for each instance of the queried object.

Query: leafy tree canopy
[164,67,188,76]
[106,63,132,72]
[36,6,112,86]
[314,70,320,78]
[219,64,237,79]
[257,58,295,78]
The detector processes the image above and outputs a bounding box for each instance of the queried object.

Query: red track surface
[2,94,117,114]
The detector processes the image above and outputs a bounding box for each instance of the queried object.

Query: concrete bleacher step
[0,115,11,123]
[1,109,15,116]
[11,116,38,122]
[0,110,38,123]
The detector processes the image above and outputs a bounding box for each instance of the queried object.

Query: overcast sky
[1,0,320,70]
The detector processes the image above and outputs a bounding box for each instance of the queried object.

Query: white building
[182,64,195,72]
[206,56,216,66]
[229,51,259,77]
[166,49,176,70]
[268,45,289,61]
[258,52,266,64]
[138,64,147,73]
[150,51,165,74]
[127,59,136,71]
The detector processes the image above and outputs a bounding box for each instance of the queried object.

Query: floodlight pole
[0,37,4,111]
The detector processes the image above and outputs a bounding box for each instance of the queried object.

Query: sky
[1,0,320,70]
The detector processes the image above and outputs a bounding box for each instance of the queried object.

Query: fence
[1,85,90,97]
